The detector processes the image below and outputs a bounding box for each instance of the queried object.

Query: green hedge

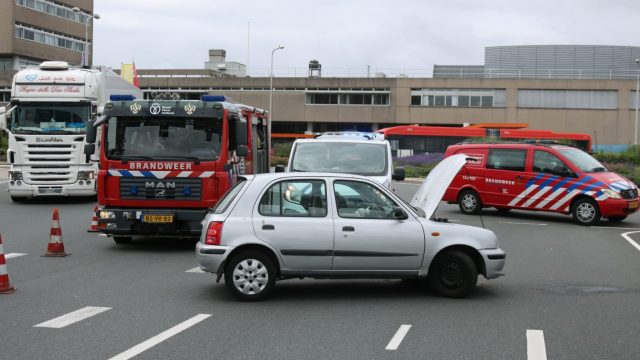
[594,145,640,185]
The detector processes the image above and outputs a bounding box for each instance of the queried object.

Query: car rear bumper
[598,197,640,217]
[479,248,506,279]
[196,242,231,274]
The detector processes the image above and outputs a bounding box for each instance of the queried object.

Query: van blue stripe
[567,176,592,192]
[538,175,558,188]
[141,171,156,178]
[552,177,572,191]
[526,173,545,188]
[120,170,132,177]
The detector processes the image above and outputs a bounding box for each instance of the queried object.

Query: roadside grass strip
[621,231,640,252]
[526,330,548,360]
[108,314,211,360]
[185,266,205,273]
[5,253,27,259]
[34,306,111,329]
[385,325,412,351]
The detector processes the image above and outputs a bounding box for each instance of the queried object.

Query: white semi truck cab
[0,61,142,201]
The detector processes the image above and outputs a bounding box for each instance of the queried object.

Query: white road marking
[34,306,111,329]
[499,221,547,226]
[385,324,412,350]
[186,266,205,273]
[591,226,640,230]
[621,231,640,252]
[108,313,211,360]
[0,180,8,185]
[526,329,548,360]
[5,253,27,259]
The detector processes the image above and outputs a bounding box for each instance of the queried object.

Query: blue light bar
[110,95,136,101]
[202,95,226,102]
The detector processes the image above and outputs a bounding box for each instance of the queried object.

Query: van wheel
[428,251,478,298]
[607,216,627,223]
[572,198,600,226]
[458,189,482,215]
[225,251,275,301]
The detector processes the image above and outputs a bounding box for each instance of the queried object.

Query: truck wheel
[225,251,275,301]
[458,189,482,215]
[10,195,27,203]
[112,236,132,244]
[607,216,627,223]
[428,250,478,298]
[572,198,601,226]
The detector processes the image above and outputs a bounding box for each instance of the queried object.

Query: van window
[533,151,571,176]
[487,149,526,171]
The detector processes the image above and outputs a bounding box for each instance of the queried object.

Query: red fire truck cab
[84,94,270,243]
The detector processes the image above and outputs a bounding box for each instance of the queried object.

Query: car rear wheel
[607,216,627,223]
[225,251,275,301]
[428,251,478,298]
[572,198,601,226]
[112,236,132,244]
[458,189,482,215]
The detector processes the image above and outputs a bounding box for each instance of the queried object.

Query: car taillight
[205,221,224,245]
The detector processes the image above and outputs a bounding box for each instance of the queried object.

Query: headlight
[99,211,116,219]
[602,189,622,199]
[8,171,23,181]
[77,171,95,181]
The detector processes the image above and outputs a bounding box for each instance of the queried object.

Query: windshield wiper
[154,156,201,165]
[587,166,607,173]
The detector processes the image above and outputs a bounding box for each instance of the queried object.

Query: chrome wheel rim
[232,259,269,295]
[462,194,477,211]
[576,203,596,222]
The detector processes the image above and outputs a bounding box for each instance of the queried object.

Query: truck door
[484,148,532,207]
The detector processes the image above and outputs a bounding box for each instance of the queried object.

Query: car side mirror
[393,167,405,181]
[84,144,95,156]
[275,164,285,173]
[236,145,248,157]
[394,207,408,220]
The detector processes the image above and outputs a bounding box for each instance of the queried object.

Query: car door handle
[262,224,275,230]
[342,226,355,232]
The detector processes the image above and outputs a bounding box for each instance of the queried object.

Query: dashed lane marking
[34,306,111,329]
[186,266,205,273]
[5,253,27,259]
[385,324,412,351]
[108,314,211,360]
[591,226,640,230]
[527,330,548,360]
[499,221,548,226]
[621,231,640,253]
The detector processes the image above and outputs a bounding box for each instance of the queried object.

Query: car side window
[487,149,526,171]
[533,150,571,176]
[259,180,327,217]
[334,180,397,219]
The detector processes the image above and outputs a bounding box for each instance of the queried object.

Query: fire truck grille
[120,178,202,200]
[620,188,638,200]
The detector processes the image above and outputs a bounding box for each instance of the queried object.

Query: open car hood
[410,154,468,219]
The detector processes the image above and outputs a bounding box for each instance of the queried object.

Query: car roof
[247,172,379,182]
[450,142,576,150]
[293,138,388,145]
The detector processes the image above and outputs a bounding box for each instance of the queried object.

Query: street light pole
[72,7,100,67]
[635,58,639,145]
[269,45,284,157]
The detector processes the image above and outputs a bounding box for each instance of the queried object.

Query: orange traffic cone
[87,206,99,232]
[43,208,70,257]
[0,234,16,294]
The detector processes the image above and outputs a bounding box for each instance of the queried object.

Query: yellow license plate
[629,201,638,209]
[143,215,174,223]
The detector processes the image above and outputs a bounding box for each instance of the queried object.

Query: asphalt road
[1,180,639,360]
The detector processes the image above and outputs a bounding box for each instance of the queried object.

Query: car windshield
[291,142,388,176]
[557,147,607,173]
[11,102,91,134]
[105,116,222,161]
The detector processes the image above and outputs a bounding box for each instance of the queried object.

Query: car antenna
[464,156,485,229]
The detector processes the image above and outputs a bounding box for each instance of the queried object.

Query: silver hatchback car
[196,154,505,301]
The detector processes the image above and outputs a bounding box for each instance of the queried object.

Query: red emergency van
[442,143,639,225]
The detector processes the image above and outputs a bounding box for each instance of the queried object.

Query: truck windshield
[291,142,388,176]
[105,116,222,161]
[557,147,607,173]
[11,103,90,134]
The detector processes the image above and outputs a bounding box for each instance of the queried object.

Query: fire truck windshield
[291,142,388,176]
[11,103,90,134]
[105,116,222,161]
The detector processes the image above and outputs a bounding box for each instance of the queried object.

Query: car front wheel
[428,251,478,298]
[572,198,601,226]
[225,251,275,301]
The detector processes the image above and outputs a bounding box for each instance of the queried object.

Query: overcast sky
[93,0,640,76]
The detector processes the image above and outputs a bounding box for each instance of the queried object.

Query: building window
[410,88,506,107]
[630,90,640,109]
[305,89,390,106]
[15,24,86,53]
[16,0,89,24]
[518,89,617,109]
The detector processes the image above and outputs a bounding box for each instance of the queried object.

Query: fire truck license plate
[143,215,174,223]
[629,201,639,209]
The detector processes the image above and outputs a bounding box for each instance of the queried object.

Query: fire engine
[84,94,270,243]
